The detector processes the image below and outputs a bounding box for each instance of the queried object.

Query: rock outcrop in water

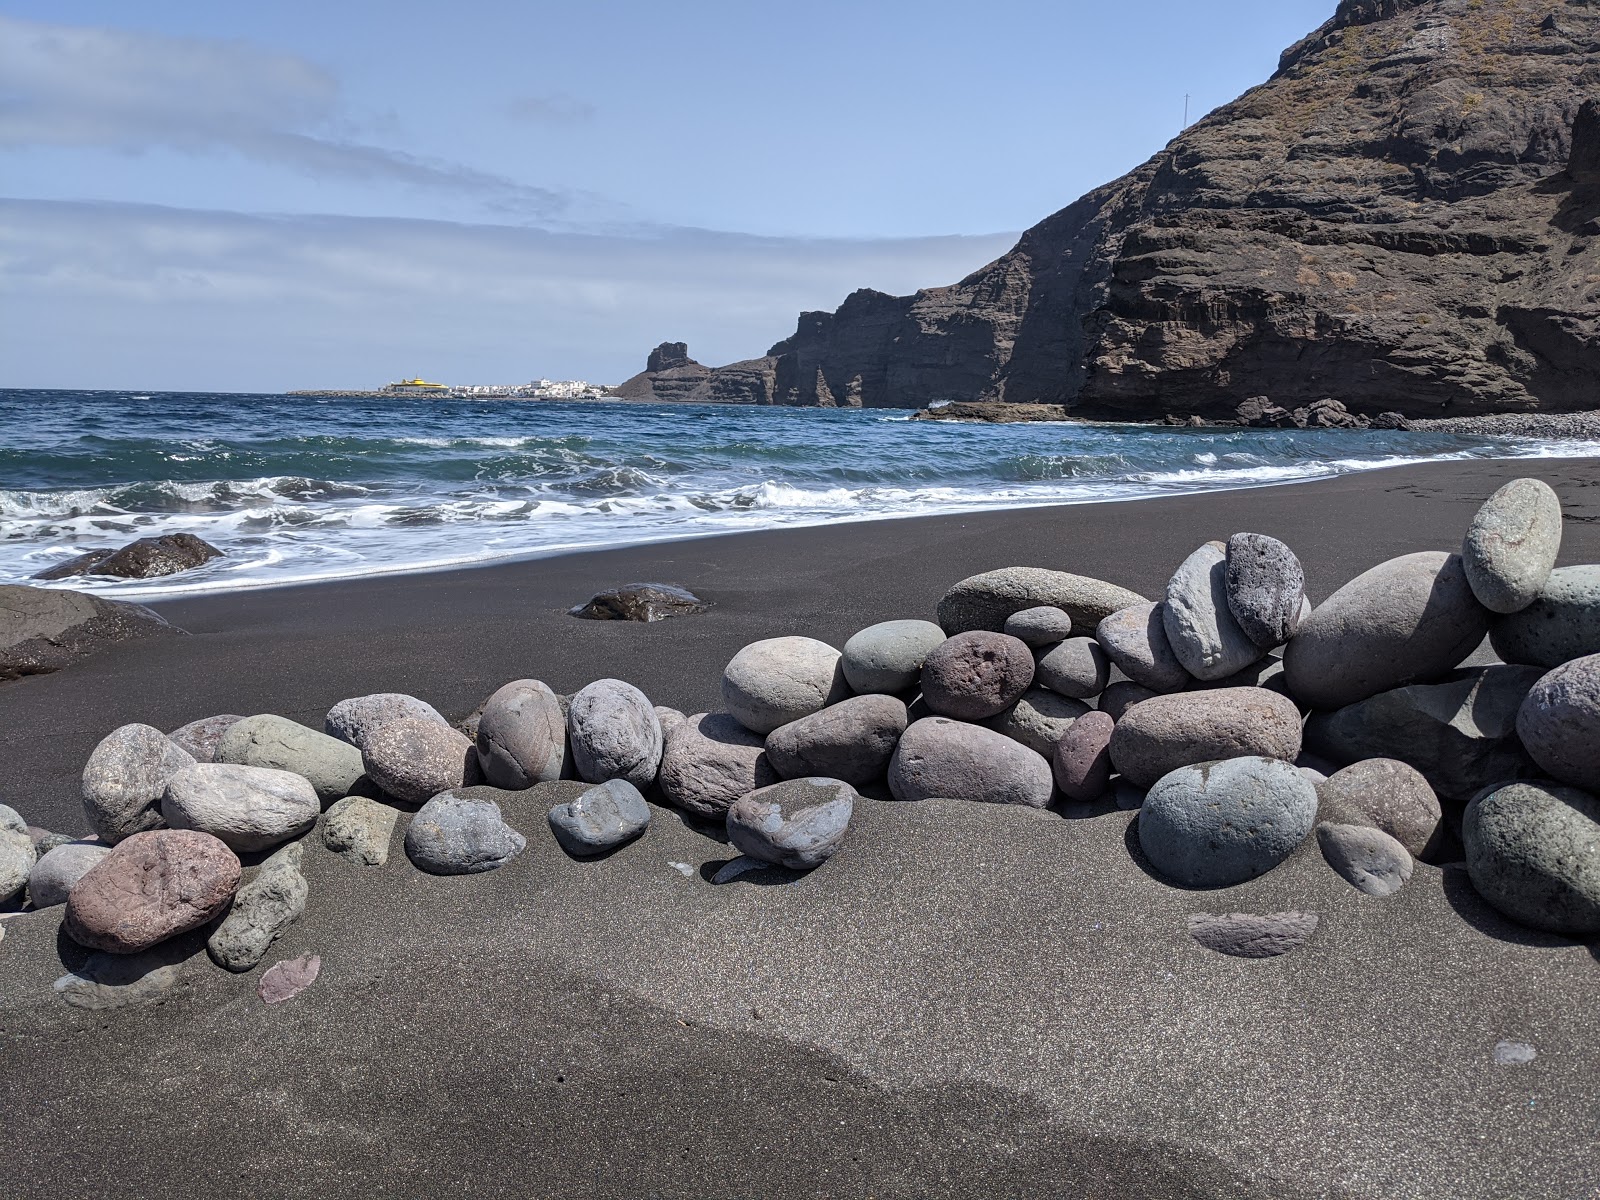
[629,0,1600,420]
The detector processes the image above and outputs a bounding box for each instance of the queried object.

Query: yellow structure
[384,377,451,395]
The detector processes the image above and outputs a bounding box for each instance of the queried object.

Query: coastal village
[289,377,613,400]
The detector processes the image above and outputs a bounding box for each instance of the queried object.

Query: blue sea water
[3,389,1596,597]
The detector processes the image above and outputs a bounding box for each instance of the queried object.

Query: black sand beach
[3,457,1598,1198]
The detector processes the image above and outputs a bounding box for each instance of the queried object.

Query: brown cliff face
[673,0,1600,418]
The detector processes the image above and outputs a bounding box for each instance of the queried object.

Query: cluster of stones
[8,476,1599,989]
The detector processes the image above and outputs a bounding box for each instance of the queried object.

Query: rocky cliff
[626,0,1600,420]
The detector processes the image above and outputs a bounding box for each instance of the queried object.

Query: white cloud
[0,15,571,216]
[0,198,1017,391]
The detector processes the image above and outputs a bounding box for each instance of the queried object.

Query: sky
[0,0,1334,391]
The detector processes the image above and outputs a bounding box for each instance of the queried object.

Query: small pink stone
[258,953,321,1004]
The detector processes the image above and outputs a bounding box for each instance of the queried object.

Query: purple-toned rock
[1033,637,1110,700]
[1225,532,1306,649]
[63,829,240,954]
[167,715,244,763]
[1095,603,1191,692]
[1316,758,1443,860]
[325,693,447,752]
[568,679,663,790]
[887,717,1053,808]
[1515,653,1600,790]
[1002,605,1073,647]
[259,953,321,1004]
[919,631,1035,720]
[365,718,477,805]
[726,778,855,869]
[1108,687,1303,789]
[1097,681,1158,721]
[474,679,569,789]
[656,713,776,818]
[1052,710,1114,801]
[765,694,907,785]
[81,724,197,845]
[722,637,849,735]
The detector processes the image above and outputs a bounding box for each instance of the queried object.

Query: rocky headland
[618,0,1600,424]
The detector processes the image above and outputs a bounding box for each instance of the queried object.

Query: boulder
[1164,542,1266,680]
[1304,665,1541,804]
[366,718,478,805]
[1108,688,1303,789]
[1002,606,1073,647]
[1515,653,1600,789]
[1096,681,1159,721]
[920,631,1035,720]
[764,694,908,785]
[325,693,447,751]
[1138,757,1318,888]
[887,717,1053,808]
[1186,912,1318,958]
[656,713,776,818]
[1282,552,1489,710]
[548,779,651,857]
[936,568,1146,636]
[726,778,855,869]
[63,829,240,954]
[983,688,1090,757]
[568,582,709,621]
[0,803,35,904]
[1463,781,1600,935]
[1316,823,1414,897]
[722,637,849,734]
[215,714,366,805]
[567,679,663,790]
[840,620,947,694]
[1461,478,1563,614]
[1052,710,1114,802]
[321,795,400,866]
[161,763,320,853]
[405,790,526,875]
[0,583,179,682]
[654,706,689,737]
[1315,759,1443,860]
[475,679,569,789]
[1490,565,1600,668]
[81,724,197,844]
[1095,603,1192,692]
[26,840,110,908]
[1224,532,1306,649]
[167,715,244,763]
[206,841,308,972]
[1033,637,1110,700]
[32,532,222,580]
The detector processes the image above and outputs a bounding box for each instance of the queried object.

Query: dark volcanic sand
[2,457,1598,1198]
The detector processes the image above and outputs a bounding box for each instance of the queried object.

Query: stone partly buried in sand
[568,582,710,622]
[207,840,308,972]
[726,778,855,870]
[1463,781,1600,936]
[63,829,240,954]
[320,795,400,866]
[1186,911,1319,959]
[31,532,223,581]
[0,583,181,682]
[405,789,527,875]
[1315,822,1414,897]
[547,779,651,857]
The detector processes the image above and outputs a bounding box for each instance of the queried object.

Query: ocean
[3,389,1596,598]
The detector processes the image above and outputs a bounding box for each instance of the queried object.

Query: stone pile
[8,476,1600,1002]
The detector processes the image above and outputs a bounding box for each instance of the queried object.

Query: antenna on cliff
[1183,94,1190,128]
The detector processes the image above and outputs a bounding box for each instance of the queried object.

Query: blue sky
[1,1,1333,390]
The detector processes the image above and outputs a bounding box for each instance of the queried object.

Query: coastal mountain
[619,0,1600,420]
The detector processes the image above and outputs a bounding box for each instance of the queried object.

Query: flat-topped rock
[937,568,1145,636]
[548,779,651,857]
[0,584,180,681]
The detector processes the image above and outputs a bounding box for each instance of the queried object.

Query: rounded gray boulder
[364,717,478,806]
[1033,636,1110,700]
[548,778,651,857]
[727,777,855,870]
[1003,606,1072,647]
[568,679,663,790]
[0,804,36,904]
[937,567,1145,636]
[325,693,447,751]
[161,762,320,853]
[887,717,1053,808]
[1096,603,1191,692]
[1164,541,1266,682]
[1316,758,1443,860]
[1282,551,1489,710]
[1461,477,1562,614]
[1225,532,1306,649]
[983,687,1090,757]
[1490,565,1600,668]
[474,679,569,789]
[656,713,777,818]
[405,789,526,875]
[215,714,366,805]
[26,840,110,908]
[81,724,197,845]
[1108,687,1303,789]
[841,620,947,694]
[1097,681,1159,721]
[1463,781,1600,935]
[722,636,849,735]
[1138,757,1318,888]
[1515,653,1600,789]
[920,631,1035,720]
[764,694,907,785]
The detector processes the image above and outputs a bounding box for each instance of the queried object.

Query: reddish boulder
[63,829,240,955]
